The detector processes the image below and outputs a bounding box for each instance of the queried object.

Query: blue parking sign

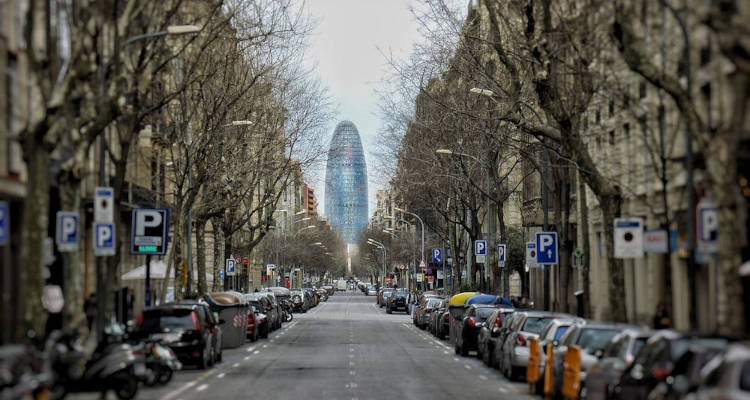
[56,212,79,252]
[474,240,487,255]
[536,232,558,265]
[497,244,506,265]
[432,248,442,263]
[93,223,116,256]
[0,201,9,246]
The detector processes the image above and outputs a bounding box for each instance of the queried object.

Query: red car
[246,307,259,342]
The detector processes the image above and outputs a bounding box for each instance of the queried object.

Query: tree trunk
[212,217,223,291]
[196,218,207,295]
[58,172,85,332]
[18,144,50,340]
[600,194,627,322]
[172,207,185,300]
[497,203,510,297]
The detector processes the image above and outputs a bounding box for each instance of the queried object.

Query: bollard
[562,345,582,400]
[527,338,540,393]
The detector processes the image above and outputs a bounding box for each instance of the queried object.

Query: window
[595,109,601,124]
[609,130,615,146]
[700,45,711,67]
[609,100,615,116]
[554,326,569,341]
[639,82,647,99]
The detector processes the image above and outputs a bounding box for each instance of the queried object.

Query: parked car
[367,286,378,296]
[616,331,730,400]
[132,302,223,369]
[378,288,395,307]
[244,302,260,342]
[248,293,280,330]
[381,290,396,309]
[584,327,650,400]
[386,291,409,314]
[429,299,449,336]
[454,304,502,356]
[244,298,269,338]
[289,289,311,312]
[447,292,478,347]
[693,342,750,400]
[322,285,335,296]
[499,311,573,381]
[416,297,444,329]
[476,307,515,367]
[547,321,627,395]
[648,340,727,400]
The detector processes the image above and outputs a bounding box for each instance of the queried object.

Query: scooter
[279,300,293,323]
[0,336,54,400]
[48,326,147,400]
[131,339,181,386]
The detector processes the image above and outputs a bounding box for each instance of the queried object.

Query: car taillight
[467,317,476,327]
[136,313,144,327]
[443,313,450,322]
[494,317,502,329]
[516,335,527,346]
[191,311,201,331]
[652,367,670,381]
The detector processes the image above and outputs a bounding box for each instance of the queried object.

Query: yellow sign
[527,338,540,384]
[544,343,554,397]
[562,345,582,399]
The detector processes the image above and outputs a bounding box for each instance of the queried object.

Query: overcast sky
[301,0,421,218]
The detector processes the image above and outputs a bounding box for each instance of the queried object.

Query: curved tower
[325,121,368,244]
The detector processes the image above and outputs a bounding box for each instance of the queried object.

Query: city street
[71,291,530,400]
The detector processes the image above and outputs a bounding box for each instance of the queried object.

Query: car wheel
[460,342,469,357]
[208,347,216,366]
[217,348,223,363]
[386,308,392,314]
[454,342,461,355]
[198,346,209,369]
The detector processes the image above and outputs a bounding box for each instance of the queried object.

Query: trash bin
[203,292,248,349]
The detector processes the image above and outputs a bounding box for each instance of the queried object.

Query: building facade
[324,120,368,244]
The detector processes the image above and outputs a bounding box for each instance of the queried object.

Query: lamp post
[470,86,549,304]
[393,207,424,291]
[367,239,387,286]
[435,148,493,292]
[97,24,201,338]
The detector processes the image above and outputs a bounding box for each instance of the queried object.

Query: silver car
[693,342,750,400]
[499,311,575,381]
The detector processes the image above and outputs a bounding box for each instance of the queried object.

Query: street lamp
[367,239,387,286]
[122,25,201,46]
[223,120,253,127]
[435,147,493,292]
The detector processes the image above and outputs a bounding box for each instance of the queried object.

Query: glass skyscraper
[325,120,368,244]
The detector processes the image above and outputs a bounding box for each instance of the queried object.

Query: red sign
[428,276,434,283]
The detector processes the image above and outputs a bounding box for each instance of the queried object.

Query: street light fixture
[122,25,201,46]
[224,120,253,127]
[435,148,454,155]
[469,87,495,97]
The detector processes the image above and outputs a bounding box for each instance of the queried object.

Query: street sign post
[220,269,225,280]
[697,199,718,253]
[475,240,487,264]
[0,201,8,246]
[431,248,442,264]
[526,242,538,269]
[55,212,79,252]
[497,244,506,267]
[419,259,427,269]
[536,232,558,265]
[226,259,237,276]
[94,187,114,223]
[644,229,668,254]
[614,218,644,258]
[130,208,169,255]
[93,222,116,256]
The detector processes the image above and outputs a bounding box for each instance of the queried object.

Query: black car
[454,305,501,356]
[476,307,514,367]
[616,331,729,400]
[386,291,409,314]
[132,302,223,369]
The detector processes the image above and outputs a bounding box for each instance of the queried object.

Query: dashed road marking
[233,363,240,368]
[196,384,209,392]
[479,374,487,380]
[453,357,460,362]
[244,356,251,360]
[217,373,226,379]
[246,346,256,353]
[464,364,472,370]
[254,350,260,354]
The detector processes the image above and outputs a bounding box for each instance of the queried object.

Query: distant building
[303,184,318,217]
[325,121,368,244]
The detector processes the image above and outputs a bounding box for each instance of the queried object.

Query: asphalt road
[71,291,532,400]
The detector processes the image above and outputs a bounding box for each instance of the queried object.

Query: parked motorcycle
[48,325,147,400]
[280,300,294,323]
[131,339,181,386]
[0,334,54,400]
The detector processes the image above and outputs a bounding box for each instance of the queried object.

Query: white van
[336,280,348,291]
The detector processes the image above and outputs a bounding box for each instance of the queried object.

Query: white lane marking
[196,384,209,392]
[246,346,257,353]
[479,375,487,380]
[270,339,274,343]
[262,344,268,348]
[244,356,251,360]
[254,350,260,354]
[233,363,240,368]
[464,364,471,370]
[349,370,357,376]
[217,373,226,379]
[349,361,355,366]
[443,351,449,355]
[499,387,508,393]
[453,357,460,362]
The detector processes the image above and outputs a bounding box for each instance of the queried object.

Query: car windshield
[521,317,555,334]
[139,309,195,332]
[476,308,497,320]
[576,328,620,353]
[427,299,442,308]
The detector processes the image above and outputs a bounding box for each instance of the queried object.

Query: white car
[367,287,377,296]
